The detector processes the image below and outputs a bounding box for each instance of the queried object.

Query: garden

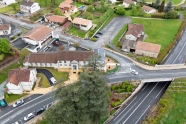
[143,78,186,124]
[109,81,139,115]
[37,73,50,88]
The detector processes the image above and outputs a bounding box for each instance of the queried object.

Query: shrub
[87,6,94,12]
[58,46,65,51]
[111,85,116,90]
[0,53,4,60]
[108,92,112,97]
[151,12,165,18]
[117,88,121,93]
[73,42,80,48]
[91,37,97,42]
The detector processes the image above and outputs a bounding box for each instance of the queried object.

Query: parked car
[36,107,45,115]
[19,11,24,14]
[94,35,99,38]
[12,99,24,108]
[13,121,19,124]
[97,31,103,35]
[50,77,57,84]
[131,70,138,75]
[24,113,34,122]
[0,99,6,107]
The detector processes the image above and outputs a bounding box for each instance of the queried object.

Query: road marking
[172,39,186,64]
[113,97,137,121]
[134,105,150,124]
[155,83,168,98]
[122,83,159,124]
[141,83,149,91]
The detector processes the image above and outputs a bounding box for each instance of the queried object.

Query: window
[3,31,8,35]
[83,61,86,64]
[64,61,66,63]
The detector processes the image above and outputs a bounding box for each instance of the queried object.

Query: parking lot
[94,17,131,46]
[11,37,28,50]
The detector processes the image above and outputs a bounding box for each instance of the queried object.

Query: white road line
[134,105,150,124]
[122,83,159,124]
[155,83,167,98]
[172,40,186,64]
[113,97,137,121]
[141,83,149,91]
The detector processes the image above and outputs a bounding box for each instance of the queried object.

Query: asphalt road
[36,69,54,86]
[107,82,170,124]
[163,28,186,64]
[0,91,55,124]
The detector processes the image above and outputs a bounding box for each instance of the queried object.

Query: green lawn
[144,80,186,124]
[0,5,19,14]
[5,93,27,103]
[144,0,182,5]
[29,8,51,22]
[45,68,68,82]
[125,10,151,18]
[131,18,182,52]
[0,49,30,84]
[73,2,85,7]
[34,0,63,7]
[37,73,50,88]
[68,26,87,38]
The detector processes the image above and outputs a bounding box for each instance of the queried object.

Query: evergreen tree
[131,7,137,16]
[158,0,165,12]
[154,0,160,9]
[164,0,173,13]
[45,55,109,124]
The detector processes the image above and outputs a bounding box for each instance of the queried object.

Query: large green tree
[158,0,165,12]
[45,54,109,124]
[131,6,138,16]
[115,7,125,15]
[0,38,10,54]
[164,0,173,13]
[154,0,160,9]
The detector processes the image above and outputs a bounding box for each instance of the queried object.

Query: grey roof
[122,39,134,49]
[20,0,34,7]
[93,48,105,63]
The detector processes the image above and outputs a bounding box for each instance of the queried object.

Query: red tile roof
[72,18,91,26]
[7,68,31,86]
[142,5,155,12]
[126,24,144,37]
[47,15,67,23]
[136,41,161,53]
[123,0,135,4]
[0,24,10,31]
[22,26,52,42]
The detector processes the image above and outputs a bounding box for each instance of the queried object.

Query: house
[58,0,77,14]
[20,0,40,14]
[122,39,136,52]
[108,0,117,3]
[0,0,16,5]
[6,68,37,94]
[23,49,106,72]
[72,18,92,31]
[142,5,156,14]
[47,15,68,25]
[0,24,11,35]
[123,0,136,8]
[135,41,161,58]
[22,26,53,52]
[125,24,144,41]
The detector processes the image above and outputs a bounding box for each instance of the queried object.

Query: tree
[154,0,160,9]
[131,7,137,16]
[164,11,179,19]
[53,8,63,16]
[10,3,18,10]
[158,0,165,12]
[45,55,109,124]
[138,8,145,17]
[164,0,173,13]
[0,38,10,54]
[87,5,94,12]
[115,7,125,15]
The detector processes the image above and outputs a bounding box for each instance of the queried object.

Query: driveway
[36,69,54,86]
[11,37,28,49]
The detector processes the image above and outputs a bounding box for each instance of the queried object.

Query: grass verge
[37,73,50,88]
[44,68,68,81]
[5,93,27,103]
[68,26,87,38]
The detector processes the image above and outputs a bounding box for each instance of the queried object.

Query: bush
[87,6,94,12]
[111,85,116,90]
[73,42,80,48]
[115,6,125,15]
[91,37,97,42]
[151,12,165,18]
[108,92,112,97]
[0,53,4,60]
[117,88,121,93]
[164,11,179,19]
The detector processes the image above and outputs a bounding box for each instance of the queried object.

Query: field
[131,18,182,52]
[144,0,182,5]
[34,0,63,7]
[0,4,20,14]
[144,79,186,124]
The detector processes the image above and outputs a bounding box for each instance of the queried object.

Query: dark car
[94,35,99,38]
[97,31,103,35]
[36,107,45,115]
[19,11,24,14]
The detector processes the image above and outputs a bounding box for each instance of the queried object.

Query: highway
[107,82,170,124]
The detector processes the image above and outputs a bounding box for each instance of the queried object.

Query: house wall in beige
[135,49,159,58]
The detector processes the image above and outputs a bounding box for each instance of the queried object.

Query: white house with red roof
[123,0,136,8]
[142,5,156,14]
[6,68,37,94]
[0,24,11,35]
[72,17,92,31]
[20,0,40,14]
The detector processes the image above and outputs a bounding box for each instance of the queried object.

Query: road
[163,28,186,64]
[107,82,170,124]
